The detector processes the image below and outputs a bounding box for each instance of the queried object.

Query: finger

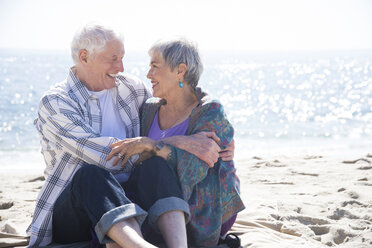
[121,155,130,167]
[219,149,232,155]
[208,159,215,168]
[112,155,122,166]
[121,154,130,167]
[206,132,221,145]
[120,147,135,167]
[107,146,121,161]
[222,156,233,161]
[107,151,115,161]
[219,151,233,161]
[109,140,125,148]
[211,139,222,152]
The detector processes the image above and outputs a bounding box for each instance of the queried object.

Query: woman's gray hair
[149,38,203,88]
[71,24,123,64]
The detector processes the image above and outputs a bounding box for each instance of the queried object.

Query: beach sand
[1,153,371,247]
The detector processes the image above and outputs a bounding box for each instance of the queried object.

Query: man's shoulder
[41,80,68,98]
[39,79,76,108]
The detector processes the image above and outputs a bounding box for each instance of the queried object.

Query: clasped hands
[107,132,235,168]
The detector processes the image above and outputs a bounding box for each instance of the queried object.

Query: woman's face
[146,52,179,99]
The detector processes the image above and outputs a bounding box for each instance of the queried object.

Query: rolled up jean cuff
[148,197,190,231]
[94,203,147,243]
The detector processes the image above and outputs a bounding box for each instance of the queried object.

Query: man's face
[85,39,125,91]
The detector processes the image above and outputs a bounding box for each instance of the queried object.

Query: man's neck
[72,66,99,91]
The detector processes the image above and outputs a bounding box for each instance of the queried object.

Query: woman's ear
[78,49,89,64]
[178,63,187,77]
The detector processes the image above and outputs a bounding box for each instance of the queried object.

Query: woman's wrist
[153,141,166,155]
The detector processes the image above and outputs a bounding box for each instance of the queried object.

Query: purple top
[148,110,190,140]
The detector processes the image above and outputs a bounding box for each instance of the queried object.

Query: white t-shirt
[89,89,127,139]
[89,89,129,183]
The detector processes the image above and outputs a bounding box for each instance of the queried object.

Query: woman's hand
[107,137,156,167]
[219,139,235,161]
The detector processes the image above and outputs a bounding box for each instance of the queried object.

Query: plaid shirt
[27,69,151,247]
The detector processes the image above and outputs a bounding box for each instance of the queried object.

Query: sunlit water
[1,49,371,173]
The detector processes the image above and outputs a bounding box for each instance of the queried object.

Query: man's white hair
[71,24,123,64]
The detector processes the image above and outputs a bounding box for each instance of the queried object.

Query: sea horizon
[1,48,371,173]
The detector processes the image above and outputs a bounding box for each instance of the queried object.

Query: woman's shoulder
[141,97,164,114]
[195,87,224,110]
[190,89,229,126]
[200,98,224,111]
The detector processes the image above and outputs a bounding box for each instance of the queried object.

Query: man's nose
[117,60,124,72]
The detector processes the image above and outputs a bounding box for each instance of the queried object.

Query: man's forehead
[100,40,125,57]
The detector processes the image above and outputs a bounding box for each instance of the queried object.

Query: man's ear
[78,49,89,64]
[178,63,187,77]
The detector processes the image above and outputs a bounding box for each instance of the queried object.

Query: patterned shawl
[140,87,245,246]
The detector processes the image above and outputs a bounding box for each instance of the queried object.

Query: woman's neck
[163,87,197,112]
[158,86,198,129]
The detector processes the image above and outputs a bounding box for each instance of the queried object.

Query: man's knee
[139,156,169,172]
[74,164,111,185]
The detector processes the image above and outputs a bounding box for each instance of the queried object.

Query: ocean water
[1,49,371,173]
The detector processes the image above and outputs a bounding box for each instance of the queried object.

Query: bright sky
[0,0,371,52]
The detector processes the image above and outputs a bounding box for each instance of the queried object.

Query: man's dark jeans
[52,156,189,244]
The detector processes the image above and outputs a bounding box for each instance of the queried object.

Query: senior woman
[108,39,245,246]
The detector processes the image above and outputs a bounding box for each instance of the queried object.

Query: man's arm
[37,94,121,169]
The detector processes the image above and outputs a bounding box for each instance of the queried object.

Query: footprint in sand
[342,158,371,165]
[0,201,14,210]
[358,166,372,170]
[358,177,368,181]
[291,171,319,177]
[309,225,330,235]
[333,228,356,245]
[341,200,366,207]
[328,208,360,220]
[304,155,323,160]
[280,214,330,225]
[27,176,45,182]
[252,156,263,160]
[347,191,360,199]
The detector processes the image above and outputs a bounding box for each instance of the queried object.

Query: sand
[1,153,371,247]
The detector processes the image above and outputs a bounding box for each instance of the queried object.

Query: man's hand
[107,137,156,167]
[219,139,234,161]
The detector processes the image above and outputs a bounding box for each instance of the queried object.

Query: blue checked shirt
[27,68,151,247]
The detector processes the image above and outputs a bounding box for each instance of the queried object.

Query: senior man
[28,24,232,248]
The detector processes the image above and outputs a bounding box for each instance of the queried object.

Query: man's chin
[104,79,117,89]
